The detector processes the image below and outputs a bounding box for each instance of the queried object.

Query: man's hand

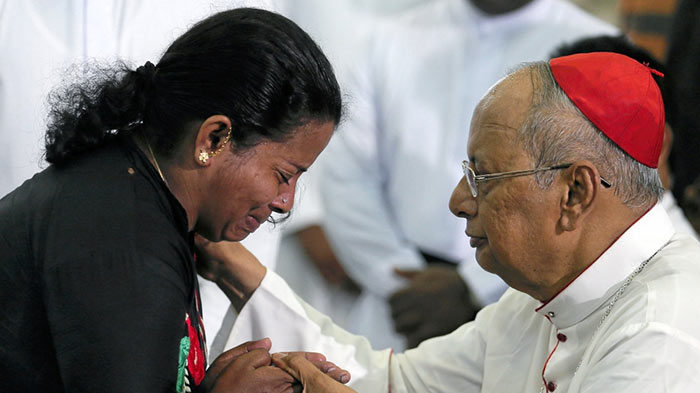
[272,353,356,393]
[194,235,266,311]
[389,266,479,348]
[205,339,351,393]
[204,338,295,393]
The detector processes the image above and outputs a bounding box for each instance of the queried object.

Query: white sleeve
[226,270,392,392]
[226,270,488,393]
[321,39,425,299]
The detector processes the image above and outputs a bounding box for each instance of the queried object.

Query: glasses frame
[461,160,611,198]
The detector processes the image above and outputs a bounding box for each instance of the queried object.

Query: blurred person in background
[617,0,678,61]
[665,0,700,213]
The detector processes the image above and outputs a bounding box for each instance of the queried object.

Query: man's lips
[468,234,487,248]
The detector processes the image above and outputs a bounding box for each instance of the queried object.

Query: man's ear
[558,161,599,231]
[194,115,233,166]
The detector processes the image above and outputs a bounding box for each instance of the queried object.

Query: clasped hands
[204,337,354,393]
[195,237,357,392]
[389,265,479,348]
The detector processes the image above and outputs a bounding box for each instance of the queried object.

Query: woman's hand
[195,235,266,311]
[272,353,356,393]
[204,338,295,393]
[204,339,352,393]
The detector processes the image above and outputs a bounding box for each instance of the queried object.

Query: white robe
[227,204,700,392]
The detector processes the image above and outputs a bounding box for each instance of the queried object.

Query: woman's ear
[194,115,233,166]
[558,161,599,231]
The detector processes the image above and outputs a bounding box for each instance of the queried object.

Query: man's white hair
[511,61,663,208]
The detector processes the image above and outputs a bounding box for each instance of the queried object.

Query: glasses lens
[467,168,478,197]
[462,160,478,197]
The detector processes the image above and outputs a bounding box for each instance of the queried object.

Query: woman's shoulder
[3,140,192,272]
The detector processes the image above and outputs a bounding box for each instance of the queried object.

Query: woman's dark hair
[45,8,342,164]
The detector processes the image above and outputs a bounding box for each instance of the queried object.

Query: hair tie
[135,61,158,92]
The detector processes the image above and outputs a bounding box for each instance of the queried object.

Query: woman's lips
[243,215,261,233]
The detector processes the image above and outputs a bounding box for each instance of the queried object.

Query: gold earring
[208,127,232,160]
[199,127,232,164]
[198,150,210,164]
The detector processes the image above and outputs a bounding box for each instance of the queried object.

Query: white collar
[535,204,675,329]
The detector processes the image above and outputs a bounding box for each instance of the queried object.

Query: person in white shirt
[197,52,700,392]
[321,0,617,350]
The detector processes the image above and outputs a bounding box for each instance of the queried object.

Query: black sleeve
[43,246,192,392]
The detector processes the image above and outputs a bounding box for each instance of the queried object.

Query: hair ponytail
[44,61,155,164]
[45,8,342,165]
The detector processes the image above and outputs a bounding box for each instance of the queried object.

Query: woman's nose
[449,177,477,219]
[270,191,294,214]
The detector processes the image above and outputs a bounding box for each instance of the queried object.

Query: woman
[0,8,343,393]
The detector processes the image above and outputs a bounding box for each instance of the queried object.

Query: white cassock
[227,204,700,392]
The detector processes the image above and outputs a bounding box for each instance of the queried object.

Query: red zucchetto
[549,52,665,168]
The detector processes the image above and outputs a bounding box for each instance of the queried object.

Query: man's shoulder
[619,235,700,333]
[642,234,700,288]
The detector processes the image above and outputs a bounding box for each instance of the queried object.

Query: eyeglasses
[461,160,611,198]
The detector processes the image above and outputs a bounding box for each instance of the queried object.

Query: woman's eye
[278,172,291,185]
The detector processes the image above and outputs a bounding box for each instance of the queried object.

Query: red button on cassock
[557,333,567,342]
[547,381,557,392]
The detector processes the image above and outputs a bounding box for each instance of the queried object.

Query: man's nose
[449,177,477,219]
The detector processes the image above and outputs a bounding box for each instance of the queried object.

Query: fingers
[217,338,272,364]
[405,323,443,349]
[273,353,352,386]
[317,361,351,384]
[276,352,351,384]
[389,288,424,333]
[301,351,326,363]
[205,340,296,393]
[391,307,423,334]
[209,364,296,393]
[207,338,272,382]
[393,267,420,280]
[389,287,420,315]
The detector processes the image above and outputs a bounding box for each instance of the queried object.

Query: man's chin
[475,247,496,274]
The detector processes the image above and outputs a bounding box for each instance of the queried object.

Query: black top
[0,137,207,392]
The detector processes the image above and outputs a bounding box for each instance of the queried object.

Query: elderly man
[203,52,700,392]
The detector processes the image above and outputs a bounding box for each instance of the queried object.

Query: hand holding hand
[272,353,355,393]
[204,338,295,393]
[389,265,479,348]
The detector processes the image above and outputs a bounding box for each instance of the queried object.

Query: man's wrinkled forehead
[471,70,534,136]
[467,70,534,163]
